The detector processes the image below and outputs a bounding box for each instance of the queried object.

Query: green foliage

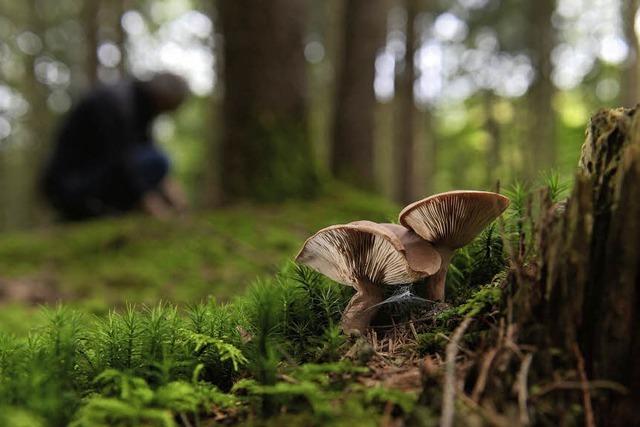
[416,330,449,354]
[0,302,245,425]
[358,385,416,413]
[0,263,427,425]
[455,286,502,317]
[418,285,503,355]
[237,264,351,371]
[540,170,570,203]
[500,171,571,261]
[71,369,237,427]
[183,332,247,371]
[447,224,506,304]
[233,362,415,423]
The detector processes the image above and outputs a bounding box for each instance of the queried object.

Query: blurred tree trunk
[114,0,128,76]
[219,0,318,201]
[525,0,555,179]
[20,0,51,227]
[331,0,387,190]
[308,0,343,172]
[422,109,436,195]
[484,92,501,188]
[202,1,222,207]
[83,0,100,85]
[395,0,418,204]
[623,0,639,107]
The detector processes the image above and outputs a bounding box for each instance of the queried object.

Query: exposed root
[470,347,498,402]
[441,317,472,427]
[572,343,595,427]
[516,353,533,426]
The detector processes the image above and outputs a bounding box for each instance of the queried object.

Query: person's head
[139,72,190,114]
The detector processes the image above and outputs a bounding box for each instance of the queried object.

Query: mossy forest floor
[0,186,396,335]
[0,182,584,426]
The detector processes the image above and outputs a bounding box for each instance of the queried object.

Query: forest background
[0,0,637,230]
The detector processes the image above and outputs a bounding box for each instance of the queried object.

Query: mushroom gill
[398,191,510,301]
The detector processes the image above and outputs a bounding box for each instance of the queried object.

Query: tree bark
[422,108,437,196]
[622,0,639,107]
[483,92,501,188]
[518,107,640,425]
[219,0,318,201]
[114,0,128,76]
[83,0,100,86]
[331,0,387,190]
[395,0,418,204]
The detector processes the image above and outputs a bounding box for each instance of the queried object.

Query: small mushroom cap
[399,191,510,249]
[295,220,441,287]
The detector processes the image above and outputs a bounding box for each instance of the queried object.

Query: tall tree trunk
[331,0,387,190]
[395,0,417,204]
[623,0,639,107]
[525,0,555,179]
[21,0,51,228]
[422,109,437,196]
[219,0,318,201]
[114,0,128,76]
[202,1,222,207]
[83,0,101,85]
[484,92,501,188]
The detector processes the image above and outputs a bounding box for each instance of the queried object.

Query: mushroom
[295,220,441,333]
[398,190,510,301]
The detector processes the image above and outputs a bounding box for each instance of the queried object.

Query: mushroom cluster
[295,191,509,333]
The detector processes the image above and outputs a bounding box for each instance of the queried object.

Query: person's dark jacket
[42,80,168,220]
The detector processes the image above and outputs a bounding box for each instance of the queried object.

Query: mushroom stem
[341,280,385,333]
[425,266,448,301]
[425,249,453,301]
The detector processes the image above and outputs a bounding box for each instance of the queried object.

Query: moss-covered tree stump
[518,107,640,425]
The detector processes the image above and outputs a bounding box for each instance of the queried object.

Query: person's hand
[161,178,189,214]
[141,191,173,220]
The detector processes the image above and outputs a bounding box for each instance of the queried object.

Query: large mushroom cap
[399,191,510,249]
[295,220,441,287]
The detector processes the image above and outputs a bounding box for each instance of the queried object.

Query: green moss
[455,286,502,318]
[0,186,396,333]
[416,330,449,354]
[0,267,416,426]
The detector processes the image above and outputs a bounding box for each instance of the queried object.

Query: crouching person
[42,72,190,221]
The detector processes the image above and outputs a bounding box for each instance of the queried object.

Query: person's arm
[159,177,189,214]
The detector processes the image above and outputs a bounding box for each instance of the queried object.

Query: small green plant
[416,330,449,354]
[447,224,506,304]
[540,170,570,203]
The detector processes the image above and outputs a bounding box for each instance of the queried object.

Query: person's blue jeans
[48,145,170,220]
[128,145,170,195]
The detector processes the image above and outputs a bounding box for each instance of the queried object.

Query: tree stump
[522,107,640,425]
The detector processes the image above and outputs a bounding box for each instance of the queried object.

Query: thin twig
[516,353,533,426]
[179,412,194,427]
[409,320,419,341]
[458,391,510,427]
[471,347,499,402]
[440,317,472,427]
[531,380,628,398]
[572,343,596,427]
[435,332,474,357]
